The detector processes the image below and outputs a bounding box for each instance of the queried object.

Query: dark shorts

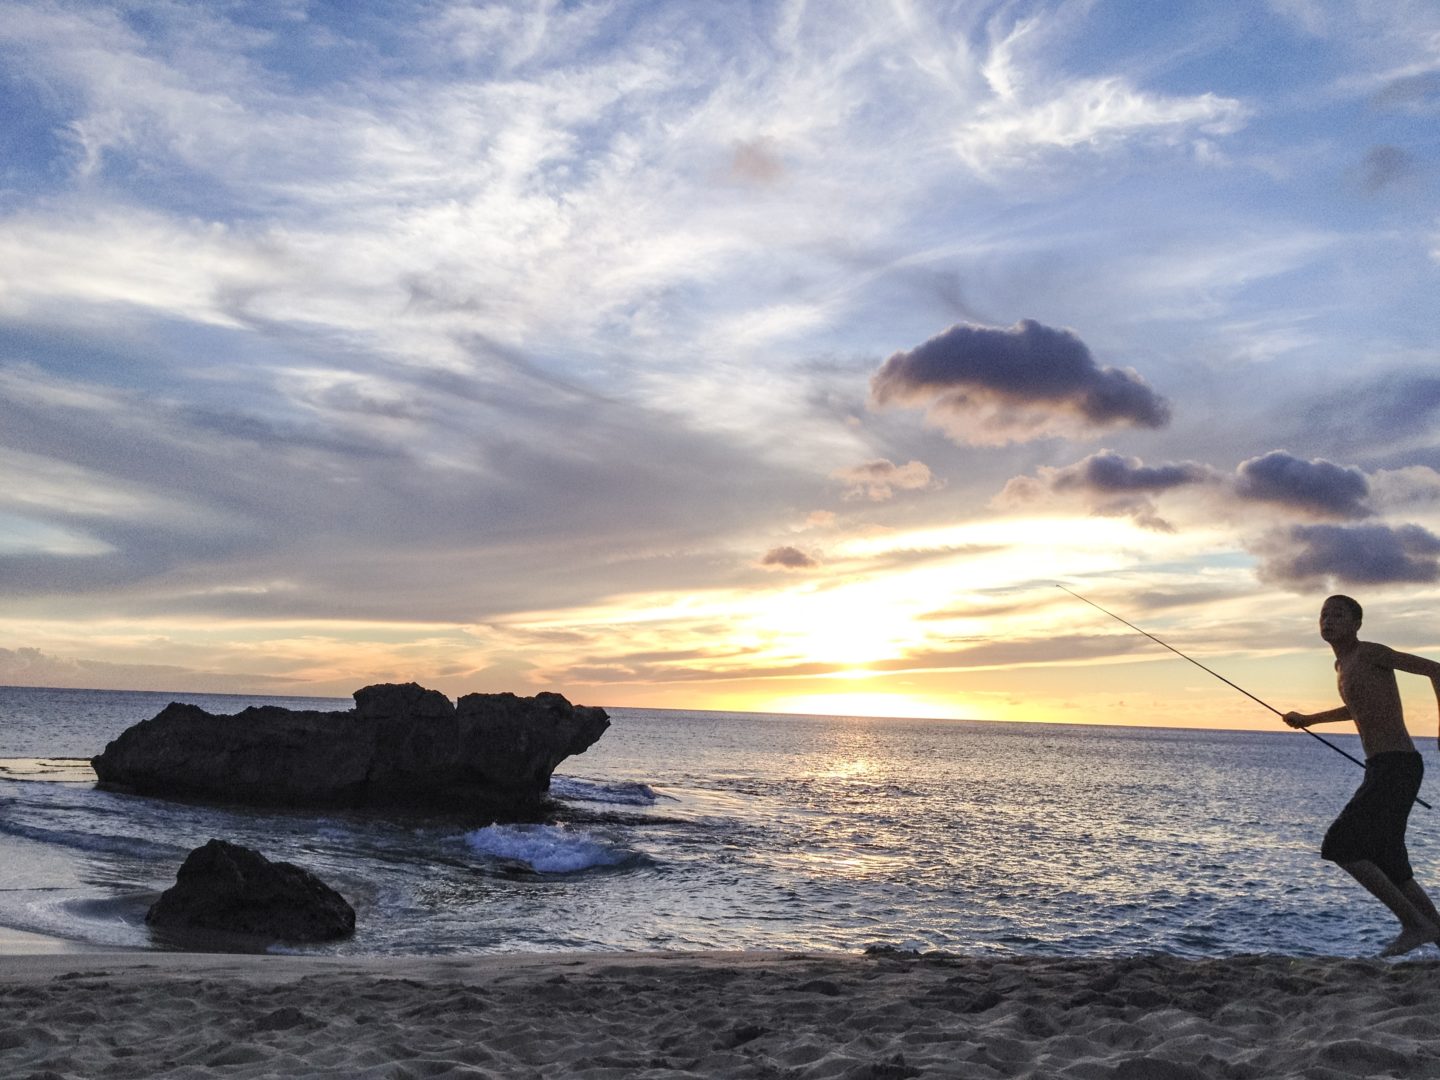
[1321,750,1424,886]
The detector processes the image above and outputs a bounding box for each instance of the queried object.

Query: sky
[2,0,1439,729]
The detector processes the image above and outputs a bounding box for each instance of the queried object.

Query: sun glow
[498,515,1171,706]
[762,691,973,721]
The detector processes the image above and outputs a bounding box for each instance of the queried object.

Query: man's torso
[1337,641,1416,757]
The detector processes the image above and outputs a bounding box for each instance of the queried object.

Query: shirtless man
[1283,594,1440,957]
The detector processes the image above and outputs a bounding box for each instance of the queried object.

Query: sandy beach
[4,946,1440,1079]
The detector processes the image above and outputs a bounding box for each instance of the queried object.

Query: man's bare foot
[1380,924,1440,957]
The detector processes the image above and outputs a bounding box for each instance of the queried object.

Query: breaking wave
[548,776,665,806]
[461,823,638,873]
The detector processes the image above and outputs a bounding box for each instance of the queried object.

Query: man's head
[1320,594,1363,643]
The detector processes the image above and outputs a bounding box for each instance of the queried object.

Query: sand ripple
[2,950,1439,1078]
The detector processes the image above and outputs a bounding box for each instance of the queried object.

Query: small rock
[146,839,355,942]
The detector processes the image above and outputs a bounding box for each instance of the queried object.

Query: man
[1284,594,1440,957]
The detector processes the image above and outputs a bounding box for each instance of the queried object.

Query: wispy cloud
[2,0,1438,717]
[0,645,288,693]
[832,458,938,501]
[954,7,1247,177]
[955,75,1246,174]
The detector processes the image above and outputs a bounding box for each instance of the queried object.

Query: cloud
[870,319,1170,445]
[996,450,1213,531]
[1370,466,1440,512]
[832,458,938,501]
[956,14,1247,175]
[1254,523,1440,588]
[0,0,1436,701]
[1270,0,1440,52]
[1002,448,1382,531]
[0,645,285,693]
[1234,451,1372,519]
[954,76,1247,173]
[0,359,822,621]
[760,545,819,570]
[1371,72,1440,111]
[1044,451,1213,494]
[867,633,1148,672]
[542,629,1150,685]
[1299,374,1440,458]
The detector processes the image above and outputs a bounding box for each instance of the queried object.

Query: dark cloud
[870,319,1170,444]
[1046,451,1212,494]
[997,450,1213,531]
[1361,145,1418,192]
[1255,523,1440,588]
[1234,451,1371,519]
[760,546,818,570]
[831,458,938,501]
[999,448,1383,534]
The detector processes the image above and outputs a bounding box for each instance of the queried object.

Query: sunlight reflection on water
[0,691,1424,957]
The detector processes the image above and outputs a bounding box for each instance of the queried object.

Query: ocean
[0,685,1428,959]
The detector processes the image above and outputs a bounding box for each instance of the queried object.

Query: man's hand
[1283,711,1309,729]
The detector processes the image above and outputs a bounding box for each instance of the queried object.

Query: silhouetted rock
[147,839,355,942]
[90,683,610,814]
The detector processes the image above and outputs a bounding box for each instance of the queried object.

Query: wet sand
[0,925,109,954]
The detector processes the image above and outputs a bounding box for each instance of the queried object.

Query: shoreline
[4,948,1440,1078]
[0,924,114,955]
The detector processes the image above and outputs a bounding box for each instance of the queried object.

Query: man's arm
[1379,646,1440,679]
[1283,706,1352,728]
[1378,646,1440,750]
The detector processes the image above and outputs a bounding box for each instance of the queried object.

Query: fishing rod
[1057,584,1431,809]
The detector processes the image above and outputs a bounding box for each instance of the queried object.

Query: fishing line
[1057,584,1431,810]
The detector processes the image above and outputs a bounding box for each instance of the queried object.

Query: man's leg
[1401,879,1440,927]
[1342,860,1440,956]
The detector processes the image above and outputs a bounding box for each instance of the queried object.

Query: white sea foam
[548,776,664,806]
[462,824,632,873]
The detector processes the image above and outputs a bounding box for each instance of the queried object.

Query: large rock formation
[147,839,355,942]
[91,683,610,813]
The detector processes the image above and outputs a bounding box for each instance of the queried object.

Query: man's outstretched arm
[1284,706,1352,728]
